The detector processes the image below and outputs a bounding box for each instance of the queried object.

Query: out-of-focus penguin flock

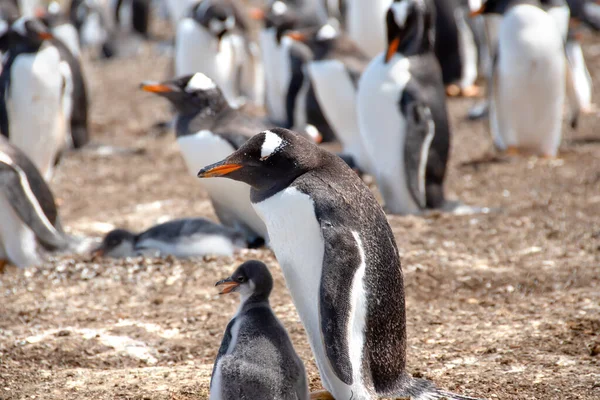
[0,0,598,398]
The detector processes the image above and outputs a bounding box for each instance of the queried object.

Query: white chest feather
[177,131,267,238]
[357,54,419,214]
[346,0,392,58]
[308,60,372,174]
[259,29,291,123]
[175,19,240,105]
[8,46,67,180]
[493,5,566,156]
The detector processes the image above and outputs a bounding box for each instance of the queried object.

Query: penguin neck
[175,97,231,136]
[397,32,432,57]
[239,295,270,314]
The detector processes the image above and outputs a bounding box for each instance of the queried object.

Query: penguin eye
[237,276,245,283]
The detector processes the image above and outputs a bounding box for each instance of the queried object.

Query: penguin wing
[0,154,68,250]
[399,82,436,209]
[210,317,236,388]
[565,47,581,129]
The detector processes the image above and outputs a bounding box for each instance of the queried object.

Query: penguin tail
[397,378,486,400]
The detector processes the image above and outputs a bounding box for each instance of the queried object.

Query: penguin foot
[504,146,521,156]
[460,85,482,98]
[445,84,461,97]
[309,389,335,399]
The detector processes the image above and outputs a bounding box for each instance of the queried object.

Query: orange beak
[38,32,53,40]
[140,82,173,93]
[197,163,242,178]
[470,5,485,17]
[215,278,239,294]
[248,7,265,20]
[286,30,307,42]
[385,36,401,63]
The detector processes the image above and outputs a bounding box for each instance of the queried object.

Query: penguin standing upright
[140,73,270,246]
[175,0,262,106]
[0,17,74,180]
[198,128,482,400]
[345,0,392,58]
[357,0,451,214]
[211,260,309,400]
[38,1,82,58]
[0,136,68,268]
[473,0,579,156]
[285,22,373,173]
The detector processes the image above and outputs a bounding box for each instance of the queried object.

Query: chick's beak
[197,160,243,178]
[91,247,104,257]
[215,277,239,294]
[140,81,173,93]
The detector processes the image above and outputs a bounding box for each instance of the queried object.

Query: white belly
[308,60,372,174]
[455,7,478,89]
[8,47,67,181]
[175,20,241,106]
[0,192,40,268]
[494,6,565,156]
[259,29,291,123]
[346,0,392,58]
[357,54,419,214]
[137,234,239,258]
[177,131,267,239]
[547,5,570,40]
[253,187,357,398]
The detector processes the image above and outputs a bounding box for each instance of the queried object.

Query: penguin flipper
[210,317,235,388]
[565,49,581,129]
[0,161,68,250]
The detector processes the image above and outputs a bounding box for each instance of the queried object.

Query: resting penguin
[211,260,309,400]
[92,217,247,258]
[197,128,483,400]
[473,0,580,157]
[0,17,75,180]
[140,73,270,246]
[357,0,451,214]
[0,136,68,268]
[285,22,373,174]
[175,0,262,107]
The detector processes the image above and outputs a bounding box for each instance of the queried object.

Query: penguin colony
[0,0,597,398]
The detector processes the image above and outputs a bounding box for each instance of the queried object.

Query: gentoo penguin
[0,136,68,268]
[285,22,373,173]
[0,17,74,180]
[69,0,117,58]
[92,217,247,258]
[175,0,262,107]
[197,128,482,400]
[112,0,152,38]
[357,0,451,214]
[541,0,571,39]
[211,260,309,400]
[38,2,82,58]
[345,0,392,58]
[473,0,580,156]
[140,73,270,246]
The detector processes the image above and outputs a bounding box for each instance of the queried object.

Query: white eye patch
[390,1,411,27]
[224,15,235,30]
[209,19,224,34]
[186,73,217,91]
[272,1,288,16]
[317,23,338,41]
[260,130,284,160]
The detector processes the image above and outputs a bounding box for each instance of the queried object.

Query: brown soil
[1,21,600,400]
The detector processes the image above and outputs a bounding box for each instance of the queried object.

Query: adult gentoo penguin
[211,260,309,400]
[175,0,262,106]
[345,0,393,58]
[473,0,580,157]
[285,22,373,173]
[357,0,451,214]
[140,73,269,246]
[0,136,68,268]
[0,17,74,180]
[198,128,482,400]
[92,217,247,258]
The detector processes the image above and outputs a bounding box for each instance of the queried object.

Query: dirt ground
[1,14,600,400]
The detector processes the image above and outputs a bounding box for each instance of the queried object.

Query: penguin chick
[211,260,309,400]
[92,218,248,258]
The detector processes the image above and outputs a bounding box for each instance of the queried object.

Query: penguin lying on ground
[211,260,309,400]
[175,0,262,107]
[0,17,80,180]
[473,0,580,157]
[198,128,483,400]
[92,217,247,258]
[0,136,69,268]
[285,22,372,174]
[357,0,451,214]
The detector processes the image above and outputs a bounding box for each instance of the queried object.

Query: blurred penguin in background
[176,0,263,107]
[344,0,392,58]
[0,17,82,180]
[38,1,82,58]
[69,0,118,58]
[0,136,69,268]
[473,0,580,157]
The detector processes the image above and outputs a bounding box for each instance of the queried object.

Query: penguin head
[215,260,273,302]
[197,128,321,194]
[285,21,341,59]
[92,229,136,258]
[140,73,228,115]
[385,0,435,61]
[5,17,54,50]
[191,1,237,41]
